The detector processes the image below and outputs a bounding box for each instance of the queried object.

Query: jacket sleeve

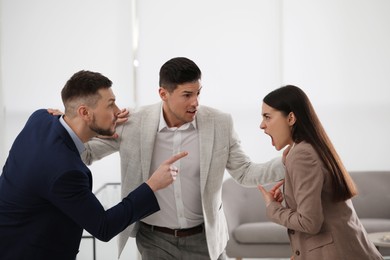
[81,136,120,165]
[49,170,159,242]
[224,114,285,186]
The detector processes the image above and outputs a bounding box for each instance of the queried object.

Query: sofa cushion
[233,218,390,244]
[234,222,290,244]
[360,218,390,233]
[351,171,390,219]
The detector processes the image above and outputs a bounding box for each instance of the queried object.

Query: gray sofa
[222,171,390,259]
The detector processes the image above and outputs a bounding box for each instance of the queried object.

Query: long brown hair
[263,85,357,201]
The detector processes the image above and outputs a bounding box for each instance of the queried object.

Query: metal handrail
[94,182,121,196]
[80,182,121,260]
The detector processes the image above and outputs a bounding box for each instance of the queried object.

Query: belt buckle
[174,229,179,237]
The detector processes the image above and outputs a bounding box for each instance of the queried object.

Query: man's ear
[159,87,168,101]
[77,105,90,121]
[288,112,296,126]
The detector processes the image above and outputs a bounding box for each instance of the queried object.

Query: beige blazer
[83,103,285,259]
[267,141,382,260]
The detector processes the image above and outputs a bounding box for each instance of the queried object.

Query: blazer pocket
[306,232,334,251]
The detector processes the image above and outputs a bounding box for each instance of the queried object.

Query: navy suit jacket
[0,109,159,260]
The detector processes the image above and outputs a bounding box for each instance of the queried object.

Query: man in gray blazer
[82,57,285,259]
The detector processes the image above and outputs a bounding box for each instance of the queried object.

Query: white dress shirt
[141,108,202,229]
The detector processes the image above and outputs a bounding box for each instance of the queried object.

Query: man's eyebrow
[182,90,195,94]
[181,86,202,94]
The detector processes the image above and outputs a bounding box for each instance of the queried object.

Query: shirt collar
[158,106,197,132]
[59,115,85,154]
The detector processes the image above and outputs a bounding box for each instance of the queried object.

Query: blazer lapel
[140,103,161,181]
[196,107,214,194]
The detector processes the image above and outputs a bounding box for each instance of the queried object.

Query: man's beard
[90,125,115,137]
[89,116,116,137]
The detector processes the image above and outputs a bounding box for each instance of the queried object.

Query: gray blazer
[267,141,382,260]
[83,103,285,259]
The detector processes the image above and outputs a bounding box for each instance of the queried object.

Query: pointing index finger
[164,151,188,165]
[271,179,285,192]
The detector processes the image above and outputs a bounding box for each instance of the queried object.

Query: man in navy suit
[0,70,187,260]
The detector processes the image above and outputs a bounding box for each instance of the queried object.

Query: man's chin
[92,127,115,137]
[187,114,196,122]
[103,130,116,137]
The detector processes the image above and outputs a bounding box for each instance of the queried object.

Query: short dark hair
[61,70,112,115]
[159,57,202,92]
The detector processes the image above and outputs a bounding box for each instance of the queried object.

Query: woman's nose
[260,121,265,129]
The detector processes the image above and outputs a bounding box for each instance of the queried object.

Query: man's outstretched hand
[115,108,129,125]
[282,145,292,165]
[47,108,64,116]
[97,108,130,139]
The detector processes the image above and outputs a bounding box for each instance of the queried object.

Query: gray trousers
[136,223,227,260]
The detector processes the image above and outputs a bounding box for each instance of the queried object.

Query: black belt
[141,222,203,237]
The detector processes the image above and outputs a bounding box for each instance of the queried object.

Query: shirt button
[295,250,300,256]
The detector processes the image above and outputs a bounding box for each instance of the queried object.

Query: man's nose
[114,104,120,114]
[191,96,199,107]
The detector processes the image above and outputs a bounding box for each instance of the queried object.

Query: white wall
[1,0,390,258]
[1,0,135,112]
[282,0,390,170]
[134,0,390,171]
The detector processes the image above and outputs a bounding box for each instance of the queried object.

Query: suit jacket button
[295,250,300,256]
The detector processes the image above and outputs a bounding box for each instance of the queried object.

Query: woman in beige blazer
[258,85,383,260]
